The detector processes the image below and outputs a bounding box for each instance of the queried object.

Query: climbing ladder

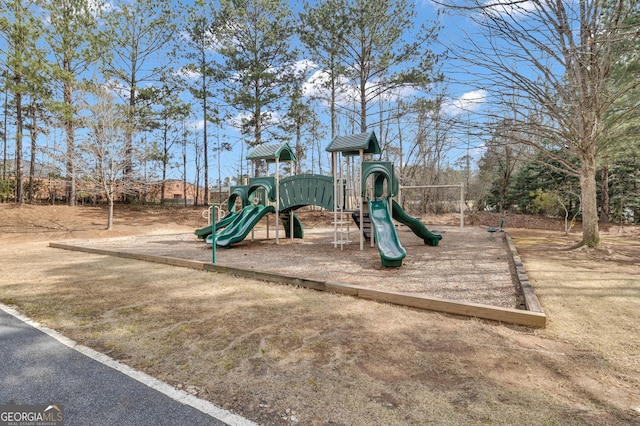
[332,208,352,249]
[332,155,352,249]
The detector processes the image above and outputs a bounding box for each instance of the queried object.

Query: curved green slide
[210,205,275,247]
[368,199,406,267]
[391,200,442,246]
[279,213,304,239]
[195,211,237,240]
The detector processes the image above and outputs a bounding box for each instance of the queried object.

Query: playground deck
[50,219,545,327]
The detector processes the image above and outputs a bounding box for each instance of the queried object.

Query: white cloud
[482,0,538,19]
[179,28,221,51]
[98,1,113,13]
[302,69,329,98]
[443,89,488,115]
[103,79,128,99]
[188,119,205,131]
[293,59,316,75]
[380,84,419,102]
[301,61,421,111]
[226,110,283,133]
[175,67,201,81]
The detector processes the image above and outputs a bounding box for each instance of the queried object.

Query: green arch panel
[279,174,335,211]
[248,177,276,202]
[361,161,398,197]
[228,185,249,211]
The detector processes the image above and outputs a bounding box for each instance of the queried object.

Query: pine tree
[214,0,298,175]
[599,3,640,223]
[41,0,104,206]
[331,0,440,133]
[181,6,221,206]
[299,0,348,140]
[101,0,177,187]
[0,0,46,204]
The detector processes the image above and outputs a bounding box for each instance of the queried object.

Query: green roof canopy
[246,142,297,163]
[325,131,381,156]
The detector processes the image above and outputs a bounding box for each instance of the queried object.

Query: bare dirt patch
[1,204,639,425]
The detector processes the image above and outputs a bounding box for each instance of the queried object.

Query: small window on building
[173,194,181,199]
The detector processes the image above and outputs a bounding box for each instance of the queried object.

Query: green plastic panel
[248,177,276,202]
[279,174,335,211]
[361,161,398,197]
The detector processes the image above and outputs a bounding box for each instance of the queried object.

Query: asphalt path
[0,305,257,426]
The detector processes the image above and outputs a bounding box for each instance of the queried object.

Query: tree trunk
[254,87,262,178]
[579,161,599,247]
[125,70,136,181]
[360,78,367,133]
[498,175,507,213]
[295,117,302,175]
[28,97,37,203]
[64,78,75,207]
[599,165,610,224]
[107,198,114,230]
[161,124,168,206]
[183,141,187,207]
[2,84,8,181]
[202,70,209,206]
[194,150,200,206]
[15,90,23,204]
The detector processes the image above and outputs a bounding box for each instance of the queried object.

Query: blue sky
[192,0,492,186]
[2,0,493,187]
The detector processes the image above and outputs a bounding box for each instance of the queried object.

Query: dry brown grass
[1,204,639,425]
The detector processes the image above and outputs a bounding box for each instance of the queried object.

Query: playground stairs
[351,210,372,240]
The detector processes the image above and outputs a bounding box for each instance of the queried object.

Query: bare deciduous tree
[77,89,135,230]
[439,0,640,247]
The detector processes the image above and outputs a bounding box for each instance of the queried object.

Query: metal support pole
[211,206,218,264]
[359,149,364,251]
[460,183,464,229]
[332,152,338,249]
[275,158,280,244]
[291,160,295,242]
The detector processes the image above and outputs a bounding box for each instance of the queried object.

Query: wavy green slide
[368,199,406,267]
[391,200,442,246]
[195,211,237,240]
[210,205,275,247]
[279,213,304,239]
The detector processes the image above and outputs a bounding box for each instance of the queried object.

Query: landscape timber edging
[504,232,544,313]
[49,239,546,328]
[48,242,206,270]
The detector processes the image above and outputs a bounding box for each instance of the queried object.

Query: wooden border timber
[48,242,205,271]
[504,232,544,313]
[49,237,546,328]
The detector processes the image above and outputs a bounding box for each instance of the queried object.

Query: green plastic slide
[368,199,406,267]
[391,200,442,246]
[279,213,304,239]
[195,211,237,239]
[212,205,275,247]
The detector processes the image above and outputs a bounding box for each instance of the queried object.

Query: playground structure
[195,131,443,267]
